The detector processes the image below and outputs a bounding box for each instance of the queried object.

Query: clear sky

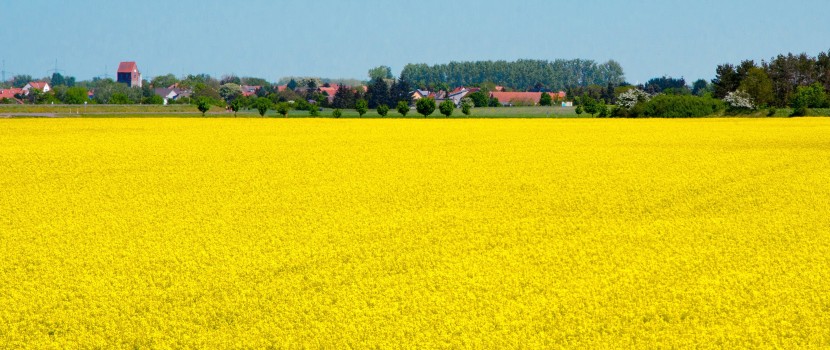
[2,0,829,85]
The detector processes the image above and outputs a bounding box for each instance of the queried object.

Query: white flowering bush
[724,90,756,110]
[616,88,651,109]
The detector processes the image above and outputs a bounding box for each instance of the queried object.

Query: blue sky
[2,0,829,85]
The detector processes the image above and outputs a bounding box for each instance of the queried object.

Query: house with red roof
[0,88,25,104]
[489,91,566,106]
[116,61,142,88]
[22,82,51,93]
[241,85,261,97]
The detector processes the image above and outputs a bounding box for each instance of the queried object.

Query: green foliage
[240,77,269,87]
[416,98,436,117]
[400,59,625,90]
[355,99,368,116]
[11,75,32,88]
[692,79,710,96]
[739,67,774,107]
[377,104,389,117]
[143,95,164,105]
[396,101,409,116]
[219,83,242,104]
[467,91,490,107]
[332,108,342,118]
[643,76,688,95]
[50,72,66,87]
[439,99,454,117]
[286,79,298,91]
[151,74,179,88]
[597,104,609,118]
[581,96,598,116]
[539,92,552,106]
[790,83,828,109]
[62,87,89,104]
[110,93,133,105]
[461,98,473,116]
[640,94,723,118]
[367,78,389,108]
[277,102,291,117]
[309,104,319,117]
[196,98,211,116]
[230,98,243,116]
[712,60,755,99]
[368,66,394,80]
[253,97,272,116]
[575,105,583,115]
[766,108,777,117]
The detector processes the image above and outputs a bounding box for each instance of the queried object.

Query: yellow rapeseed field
[1,117,829,348]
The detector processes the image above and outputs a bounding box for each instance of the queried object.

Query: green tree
[368,65,393,80]
[581,96,599,116]
[355,99,368,117]
[50,72,66,87]
[790,82,829,116]
[332,108,342,118]
[461,97,473,116]
[396,101,410,116]
[151,74,179,88]
[692,79,709,96]
[63,87,89,104]
[597,103,609,118]
[11,75,32,88]
[467,91,489,107]
[439,99,454,117]
[377,104,389,117]
[286,79,298,91]
[219,83,242,104]
[143,95,164,105]
[416,98,436,117]
[309,104,319,116]
[230,98,243,116]
[739,67,774,107]
[253,97,272,116]
[196,98,211,116]
[367,77,390,108]
[539,92,552,106]
[276,102,291,117]
[575,105,583,115]
[110,93,132,104]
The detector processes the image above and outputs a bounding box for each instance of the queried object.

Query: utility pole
[2,60,5,84]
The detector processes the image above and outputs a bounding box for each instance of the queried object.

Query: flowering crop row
[1,118,829,348]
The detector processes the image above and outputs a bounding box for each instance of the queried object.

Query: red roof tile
[27,82,49,90]
[117,61,138,73]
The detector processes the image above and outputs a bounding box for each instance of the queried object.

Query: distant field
[1,118,829,348]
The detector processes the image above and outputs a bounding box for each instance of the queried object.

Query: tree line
[400,59,625,91]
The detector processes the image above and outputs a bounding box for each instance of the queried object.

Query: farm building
[117,61,142,88]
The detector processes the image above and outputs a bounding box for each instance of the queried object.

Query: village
[1,61,573,110]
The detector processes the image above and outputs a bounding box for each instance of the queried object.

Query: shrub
[196,98,211,116]
[723,90,756,113]
[416,98,436,117]
[461,98,473,116]
[396,101,409,117]
[276,102,291,117]
[439,99,455,117]
[377,104,389,117]
[355,99,368,117]
[332,109,342,118]
[640,94,722,118]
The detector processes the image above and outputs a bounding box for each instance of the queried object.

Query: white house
[22,81,51,94]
